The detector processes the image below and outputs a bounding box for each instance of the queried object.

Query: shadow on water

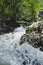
[0,63,10,65]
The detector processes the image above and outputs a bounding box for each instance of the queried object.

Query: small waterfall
[0,26,43,65]
[0,26,25,50]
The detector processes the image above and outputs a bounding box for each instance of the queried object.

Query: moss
[26,27,35,34]
[35,17,40,21]
[29,27,35,32]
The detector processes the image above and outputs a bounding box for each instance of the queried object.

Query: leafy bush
[0,0,42,22]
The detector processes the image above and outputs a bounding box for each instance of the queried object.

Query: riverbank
[0,18,20,35]
[20,21,43,51]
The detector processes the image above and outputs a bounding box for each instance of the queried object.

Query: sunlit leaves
[0,0,43,20]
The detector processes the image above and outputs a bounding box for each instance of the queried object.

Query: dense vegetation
[0,0,43,22]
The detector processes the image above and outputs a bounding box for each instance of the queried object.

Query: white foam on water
[0,26,43,65]
[0,26,25,50]
[15,43,43,65]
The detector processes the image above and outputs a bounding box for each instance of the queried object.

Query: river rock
[20,34,28,45]
[39,47,43,51]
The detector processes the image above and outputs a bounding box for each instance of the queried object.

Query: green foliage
[21,0,42,21]
[0,0,23,18]
[0,0,43,21]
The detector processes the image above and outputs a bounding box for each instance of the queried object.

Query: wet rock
[20,34,28,45]
[39,47,43,51]
[22,61,26,65]
[32,44,39,48]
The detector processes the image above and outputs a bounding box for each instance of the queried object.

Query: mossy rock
[26,27,35,34]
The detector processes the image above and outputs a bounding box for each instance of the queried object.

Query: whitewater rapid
[0,26,43,65]
[0,26,25,50]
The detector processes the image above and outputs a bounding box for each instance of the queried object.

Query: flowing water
[0,26,43,65]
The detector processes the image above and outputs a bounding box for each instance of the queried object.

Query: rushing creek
[0,26,43,65]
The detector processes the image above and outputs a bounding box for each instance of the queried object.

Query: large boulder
[22,21,43,48]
